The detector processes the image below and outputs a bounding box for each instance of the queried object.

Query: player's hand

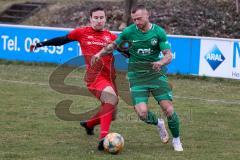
[90,53,101,66]
[121,52,130,58]
[29,44,37,52]
[152,61,164,72]
[117,40,131,58]
[116,48,130,58]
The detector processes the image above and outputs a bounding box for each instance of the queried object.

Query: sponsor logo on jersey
[87,41,106,46]
[204,45,225,70]
[137,48,151,55]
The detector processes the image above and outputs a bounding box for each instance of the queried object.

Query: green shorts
[129,75,173,106]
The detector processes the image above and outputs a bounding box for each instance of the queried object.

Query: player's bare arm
[103,42,117,55]
[152,49,173,71]
[90,42,117,66]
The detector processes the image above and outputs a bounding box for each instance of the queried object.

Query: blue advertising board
[1,24,238,79]
[0,24,79,64]
[167,36,200,75]
[0,24,200,75]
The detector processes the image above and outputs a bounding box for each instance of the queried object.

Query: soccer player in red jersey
[30,7,119,151]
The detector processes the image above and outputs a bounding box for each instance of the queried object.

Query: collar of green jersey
[135,23,154,33]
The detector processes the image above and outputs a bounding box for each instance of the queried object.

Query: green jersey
[116,24,171,83]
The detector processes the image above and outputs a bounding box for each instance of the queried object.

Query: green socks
[140,111,158,125]
[167,112,180,138]
[139,111,180,138]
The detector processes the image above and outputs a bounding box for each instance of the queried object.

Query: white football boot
[157,118,169,144]
[172,137,183,151]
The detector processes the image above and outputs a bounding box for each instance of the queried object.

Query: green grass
[0,62,240,160]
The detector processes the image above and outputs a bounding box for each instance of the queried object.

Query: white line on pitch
[0,79,48,86]
[0,78,239,105]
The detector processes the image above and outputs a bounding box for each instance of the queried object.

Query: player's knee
[134,103,148,120]
[160,100,174,117]
[165,106,174,117]
[138,111,147,120]
[100,93,118,105]
[101,87,118,105]
[136,108,147,120]
[105,95,118,105]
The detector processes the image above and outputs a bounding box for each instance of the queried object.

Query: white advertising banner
[199,39,240,80]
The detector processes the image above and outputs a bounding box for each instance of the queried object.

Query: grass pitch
[0,62,239,160]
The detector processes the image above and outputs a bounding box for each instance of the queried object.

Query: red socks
[86,103,115,139]
[99,103,115,139]
[86,111,100,129]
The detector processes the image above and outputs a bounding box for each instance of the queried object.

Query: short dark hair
[131,4,147,14]
[89,7,105,17]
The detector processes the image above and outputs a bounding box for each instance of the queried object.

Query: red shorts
[86,76,117,99]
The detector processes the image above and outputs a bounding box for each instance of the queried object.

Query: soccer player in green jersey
[91,4,183,151]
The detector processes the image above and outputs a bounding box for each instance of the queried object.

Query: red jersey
[68,26,117,83]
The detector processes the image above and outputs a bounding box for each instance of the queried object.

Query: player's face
[131,9,149,31]
[90,10,106,31]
